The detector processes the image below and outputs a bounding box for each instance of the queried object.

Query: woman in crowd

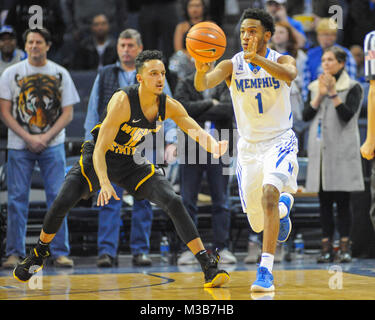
[303,46,364,263]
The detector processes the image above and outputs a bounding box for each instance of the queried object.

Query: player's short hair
[118,28,143,47]
[323,46,347,64]
[240,8,275,36]
[23,28,51,45]
[135,50,164,73]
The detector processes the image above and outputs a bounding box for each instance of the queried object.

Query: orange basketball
[185,21,226,63]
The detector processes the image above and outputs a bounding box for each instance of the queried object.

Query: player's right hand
[360,139,375,160]
[195,60,212,73]
[97,182,120,206]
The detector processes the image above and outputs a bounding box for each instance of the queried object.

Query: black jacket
[73,36,117,70]
[174,74,234,158]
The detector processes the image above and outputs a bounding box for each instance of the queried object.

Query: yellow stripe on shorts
[135,165,155,191]
[79,154,93,192]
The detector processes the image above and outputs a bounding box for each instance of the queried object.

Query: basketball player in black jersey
[13,50,230,288]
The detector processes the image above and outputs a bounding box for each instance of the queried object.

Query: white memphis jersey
[229,48,293,142]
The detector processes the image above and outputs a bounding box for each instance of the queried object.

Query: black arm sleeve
[302,91,318,121]
[334,84,363,122]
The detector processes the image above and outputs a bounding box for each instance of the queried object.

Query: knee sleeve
[164,194,200,244]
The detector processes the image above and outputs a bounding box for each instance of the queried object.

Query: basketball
[185,21,226,63]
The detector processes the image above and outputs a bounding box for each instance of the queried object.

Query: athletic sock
[260,253,274,273]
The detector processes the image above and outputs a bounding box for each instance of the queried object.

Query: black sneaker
[13,246,50,282]
[196,250,230,288]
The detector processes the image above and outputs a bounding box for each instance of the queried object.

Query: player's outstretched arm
[93,91,129,205]
[194,59,233,92]
[253,54,297,85]
[165,97,228,158]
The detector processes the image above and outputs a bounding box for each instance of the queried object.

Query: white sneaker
[244,241,261,264]
[177,250,197,265]
[218,249,237,264]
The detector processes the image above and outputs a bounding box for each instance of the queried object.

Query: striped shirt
[364,31,375,81]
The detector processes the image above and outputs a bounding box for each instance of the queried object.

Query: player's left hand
[244,36,257,63]
[213,140,228,159]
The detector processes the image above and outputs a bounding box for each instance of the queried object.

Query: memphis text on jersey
[234,76,281,92]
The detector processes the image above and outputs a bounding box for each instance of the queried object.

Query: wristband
[328,94,338,99]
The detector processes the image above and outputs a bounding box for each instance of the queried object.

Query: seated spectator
[0,26,26,75]
[265,0,306,49]
[302,18,357,101]
[72,14,117,70]
[302,46,364,264]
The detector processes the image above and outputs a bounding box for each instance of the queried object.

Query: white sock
[279,202,288,219]
[260,253,274,273]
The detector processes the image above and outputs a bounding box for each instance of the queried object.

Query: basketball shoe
[251,266,275,292]
[13,241,50,282]
[278,192,294,242]
[196,250,230,288]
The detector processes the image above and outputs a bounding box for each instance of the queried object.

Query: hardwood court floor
[0,256,374,300]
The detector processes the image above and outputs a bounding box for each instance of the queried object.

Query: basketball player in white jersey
[194,8,298,292]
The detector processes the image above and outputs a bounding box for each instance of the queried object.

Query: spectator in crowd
[265,0,307,49]
[302,18,357,101]
[173,73,236,265]
[0,28,80,269]
[0,26,26,76]
[73,14,117,70]
[84,28,176,267]
[138,0,179,64]
[344,0,375,49]
[63,0,127,41]
[5,0,66,64]
[350,45,366,84]
[270,21,307,120]
[360,30,375,230]
[174,0,208,53]
[169,0,208,91]
[302,46,364,263]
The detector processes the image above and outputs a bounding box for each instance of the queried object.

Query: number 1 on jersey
[255,92,263,114]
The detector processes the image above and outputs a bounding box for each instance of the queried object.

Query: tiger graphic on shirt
[14,73,63,134]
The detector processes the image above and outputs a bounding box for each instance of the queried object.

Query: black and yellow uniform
[41,83,201,246]
[14,83,230,288]
[70,83,166,199]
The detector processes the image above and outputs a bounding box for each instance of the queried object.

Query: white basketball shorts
[235,129,299,233]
